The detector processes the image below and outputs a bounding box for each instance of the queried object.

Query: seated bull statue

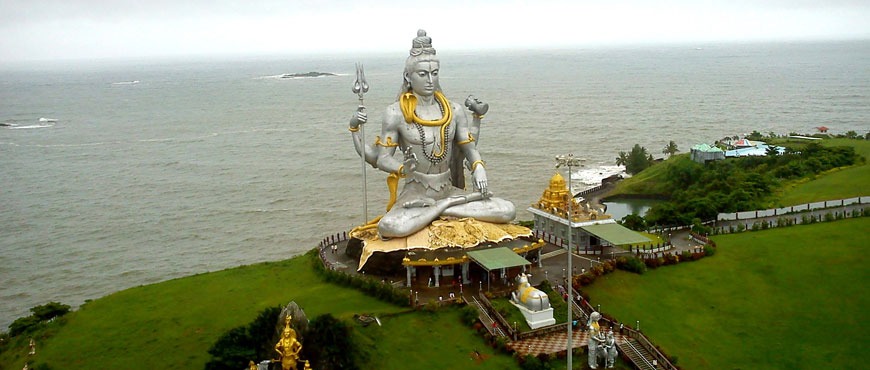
[511,273,550,312]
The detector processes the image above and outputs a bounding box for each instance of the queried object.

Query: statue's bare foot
[403,197,435,208]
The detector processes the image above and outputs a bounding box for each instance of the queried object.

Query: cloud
[1,0,868,62]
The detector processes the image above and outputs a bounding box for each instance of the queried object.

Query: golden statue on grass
[274,315,302,370]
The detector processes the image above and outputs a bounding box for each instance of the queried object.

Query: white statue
[348,29,515,238]
[511,273,550,311]
[598,330,617,368]
[587,311,605,369]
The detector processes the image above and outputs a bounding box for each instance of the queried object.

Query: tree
[303,314,361,370]
[765,145,780,157]
[615,151,628,167]
[30,302,70,321]
[205,306,282,370]
[7,302,71,337]
[747,130,764,141]
[662,141,679,157]
[845,130,858,139]
[620,214,647,231]
[625,144,652,175]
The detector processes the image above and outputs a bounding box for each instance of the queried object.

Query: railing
[576,183,607,197]
[532,230,606,255]
[576,295,677,370]
[629,243,672,254]
[621,339,656,370]
[471,295,507,338]
[477,293,517,339]
[718,196,866,221]
[319,231,349,248]
[517,321,569,341]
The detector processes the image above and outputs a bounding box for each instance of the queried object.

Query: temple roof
[581,223,651,245]
[467,247,532,271]
[531,171,609,222]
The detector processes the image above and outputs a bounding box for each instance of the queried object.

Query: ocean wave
[111,80,140,85]
[8,124,54,129]
[569,165,627,189]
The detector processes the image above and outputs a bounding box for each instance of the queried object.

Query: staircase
[469,295,507,338]
[619,338,658,370]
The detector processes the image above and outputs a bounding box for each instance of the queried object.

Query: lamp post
[556,153,582,369]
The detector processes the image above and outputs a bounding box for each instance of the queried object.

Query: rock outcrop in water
[280,72,336,79]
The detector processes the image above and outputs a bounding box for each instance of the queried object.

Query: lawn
[2,253,517,369]
[776,138,870,205]
[356,308,517,370]
[581,217,869,369]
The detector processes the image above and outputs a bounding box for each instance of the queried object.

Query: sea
[1,41,868,329]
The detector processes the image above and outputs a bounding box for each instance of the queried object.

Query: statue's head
[400,29,441,98]
[590,311,601,322]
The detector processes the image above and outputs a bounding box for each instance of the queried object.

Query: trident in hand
[353,63,369,106]
[353,63,370,223]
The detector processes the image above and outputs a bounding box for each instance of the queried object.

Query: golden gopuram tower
[532,172,607,222]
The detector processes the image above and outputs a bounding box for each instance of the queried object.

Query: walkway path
[507,329,629,357]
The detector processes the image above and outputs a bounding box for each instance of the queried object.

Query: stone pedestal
[510,301,556,329]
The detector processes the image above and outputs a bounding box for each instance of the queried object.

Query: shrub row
[309,249,410,307]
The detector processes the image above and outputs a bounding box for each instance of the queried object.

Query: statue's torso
[391,100,457,175]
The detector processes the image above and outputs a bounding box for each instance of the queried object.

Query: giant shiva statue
[348,30,516,239]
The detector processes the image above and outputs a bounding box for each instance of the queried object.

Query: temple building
[527,172,650,253]
[348,216,543,290]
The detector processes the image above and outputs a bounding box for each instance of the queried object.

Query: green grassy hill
[776,138,870,204]
[582,217,869,369]
[0,256,515,370]
[609,138,869,207]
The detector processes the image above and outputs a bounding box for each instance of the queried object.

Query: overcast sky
[1,0,868,62]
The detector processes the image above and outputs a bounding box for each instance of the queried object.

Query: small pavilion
[466,247,533,291]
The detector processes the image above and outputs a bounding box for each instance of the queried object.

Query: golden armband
[457,133,475,145]
[471,160,486,171]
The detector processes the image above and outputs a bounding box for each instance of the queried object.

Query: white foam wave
[38,117,58,122]
[111,80,140,85]
[9,124,53,129]
[569,165,626,190]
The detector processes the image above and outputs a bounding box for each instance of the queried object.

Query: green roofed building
[690,143,725,163]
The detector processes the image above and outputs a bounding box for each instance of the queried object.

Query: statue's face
[407,60,439,97]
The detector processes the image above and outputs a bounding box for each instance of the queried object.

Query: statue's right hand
[402,149,417,176]
[349,106,367,129]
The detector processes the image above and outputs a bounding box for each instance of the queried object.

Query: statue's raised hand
[473,165,489,197]
[402,148,417,177]
[349,106,367,130]
[464,95,489,116]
